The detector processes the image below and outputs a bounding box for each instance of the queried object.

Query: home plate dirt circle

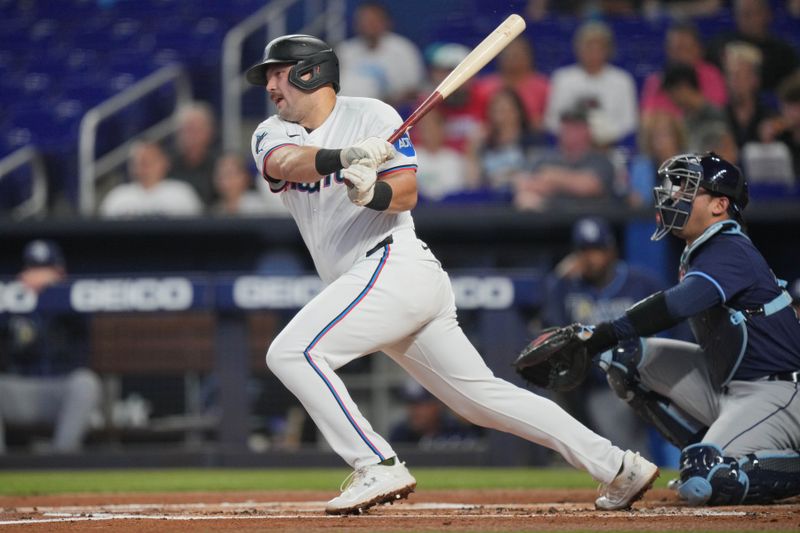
[1,489,798,531]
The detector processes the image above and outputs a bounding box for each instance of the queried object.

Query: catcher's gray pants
[0,369,101,454]
[637,338,800,457]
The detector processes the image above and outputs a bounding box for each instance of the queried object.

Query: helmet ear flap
[287,50,340,92]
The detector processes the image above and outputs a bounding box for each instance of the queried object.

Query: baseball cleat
[325,459,417,515]
[595,450,660,511]
[667,478,683,491]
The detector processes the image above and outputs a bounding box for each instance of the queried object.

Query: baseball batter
[246,34,658,515]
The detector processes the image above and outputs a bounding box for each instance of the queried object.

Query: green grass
[0,468,678,496]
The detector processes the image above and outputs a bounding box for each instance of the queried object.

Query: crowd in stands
[10,0,796,219]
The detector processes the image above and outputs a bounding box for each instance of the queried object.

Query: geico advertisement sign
[70,278,193,312]
[233,276,514,310]
[450,276,514,309]
[233,276,324,309]
[0,282,37,313]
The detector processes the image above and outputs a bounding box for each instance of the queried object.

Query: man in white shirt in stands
[99,140,204,218]
[335,1,424,108]
[544,21,638,146]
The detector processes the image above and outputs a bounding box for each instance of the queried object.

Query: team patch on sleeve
[393,132,416,157]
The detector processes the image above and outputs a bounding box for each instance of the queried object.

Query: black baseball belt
[366,235,394,257]
[767,371,800,383]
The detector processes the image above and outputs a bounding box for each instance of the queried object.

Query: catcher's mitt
[513,324,594,391]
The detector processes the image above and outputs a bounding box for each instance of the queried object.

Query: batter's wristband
[365,181,393,211]
[315,148,344,176]
[583,322,618,355]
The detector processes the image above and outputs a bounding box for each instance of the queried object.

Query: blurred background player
[540,217,670,463]
[541,217,678,467]
[389,380,482,448]
[0,240,101,454]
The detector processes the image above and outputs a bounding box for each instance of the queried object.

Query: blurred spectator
[762,71,800,178]
[0,240,101,454]
[472,36,550,131]
[413,109,469,201]
[418,42,482,152]
[723,41,774,148]
[336,1,424,108]
[540,217,675,464]
[640,22,727,120]
[465,88,542,191]
[629,112,687,205]
[389,380,481,448]
[99,140,203,218]
[526,0,646,19]
[211,152,269,216]
[167,102,221,205]
[544,21,638,145]
[695,120,740,164]
[514,106,618,210]
[641,0,723,19]
[707,0,800,91]
[525,0,584,20]
[661,63,728,152]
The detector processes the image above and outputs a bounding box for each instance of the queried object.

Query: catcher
[515,152,800,506]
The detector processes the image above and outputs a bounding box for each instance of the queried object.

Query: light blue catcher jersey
[251,96,418,284]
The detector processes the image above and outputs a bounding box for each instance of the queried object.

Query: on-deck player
[246,34,659,515]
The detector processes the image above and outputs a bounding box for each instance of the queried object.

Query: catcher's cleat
[595,451,660,511]
[325,459,416,515]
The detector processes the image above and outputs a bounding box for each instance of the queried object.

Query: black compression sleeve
[315,148,344,175]
[365,181,393,211]
[625,291,681,337]
[583,322,618,355]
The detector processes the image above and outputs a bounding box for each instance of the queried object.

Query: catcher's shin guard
[739,451,800,504]
[678,444,749,506]
[599,342,705,449]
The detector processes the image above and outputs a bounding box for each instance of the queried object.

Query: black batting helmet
[245,34,339,93]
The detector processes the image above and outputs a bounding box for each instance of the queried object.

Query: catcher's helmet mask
[246,34,340,93]
[651,152,749,241]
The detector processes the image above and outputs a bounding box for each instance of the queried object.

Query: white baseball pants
[266,229,626,483]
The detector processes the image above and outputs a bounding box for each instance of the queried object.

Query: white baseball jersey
[251,96,417,284]
[253,94,630,486]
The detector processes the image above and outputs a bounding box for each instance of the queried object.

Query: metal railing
[78,64,193,215]
[221,0,346,152]
[0,146,48,219]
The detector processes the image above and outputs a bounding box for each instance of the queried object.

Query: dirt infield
[1,489,798,531]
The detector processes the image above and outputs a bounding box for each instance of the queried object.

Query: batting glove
[343,163,377,206]
[340,137,395,168]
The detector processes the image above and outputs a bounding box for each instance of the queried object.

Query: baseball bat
[387,14,526,144]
